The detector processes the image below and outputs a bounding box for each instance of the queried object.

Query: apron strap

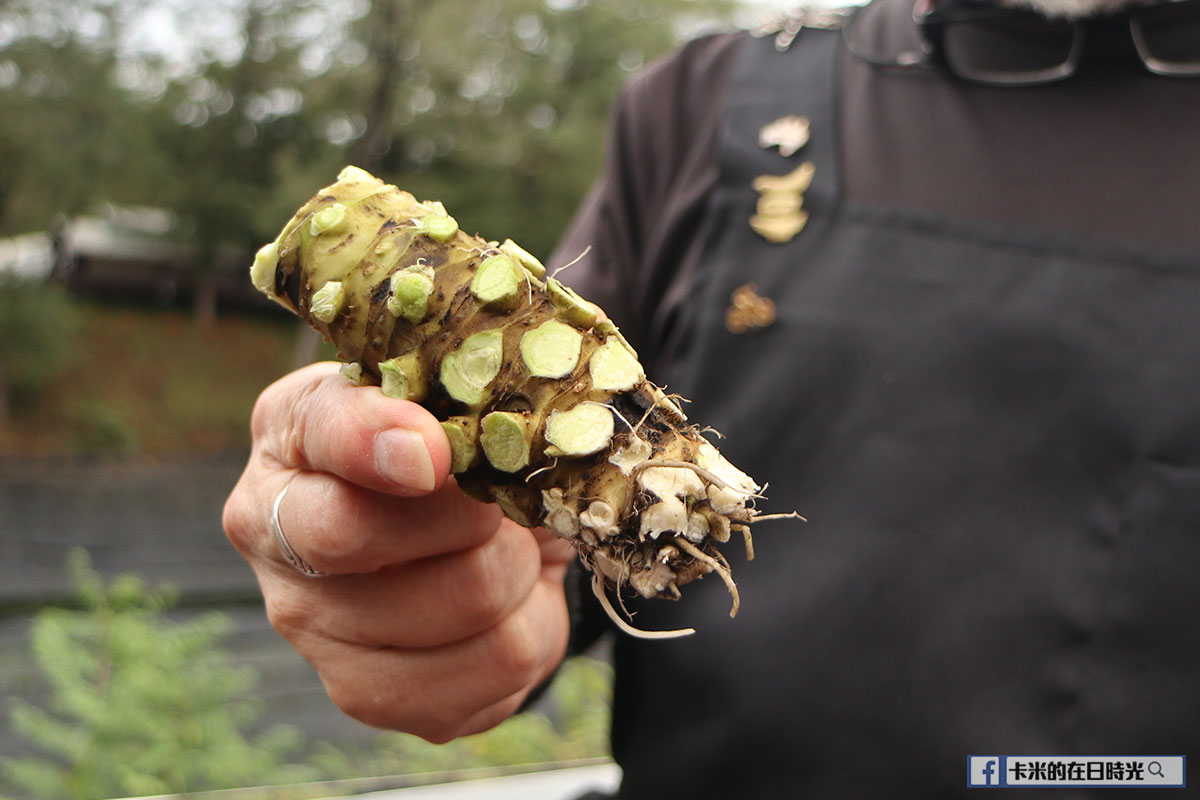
[717,26,843,214]
[664,26,844,391]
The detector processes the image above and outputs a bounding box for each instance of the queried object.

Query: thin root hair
[524,458,559,483]
[585,400,636,434]
[631,459,757,496]
[633,401,657,434]
[550,245,593,279]
[750,511,807,524]
[590,575,695,639]
[674,537,740,618]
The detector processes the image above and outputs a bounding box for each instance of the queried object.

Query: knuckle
[221,488,253,556]
[491,609,546,682]
[254,373,325,468]
[416,727,459,745]
[412,702,474,744]
[445,533,535,633]
[443,698,524,741]
[326,678,453,739]
[328,683,394,730]
[323,677,392,729]
[299,481,374,571]
[248,383,278,441]
[449,557,513,631]
[450,496,506,549]
[263,588,314,643]
[279,385,320,468]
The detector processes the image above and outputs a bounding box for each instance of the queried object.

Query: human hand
[223,362,573,742]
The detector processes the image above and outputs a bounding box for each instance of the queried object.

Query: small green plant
[3,549,614,799]
[2,550,317,800]
[0,278,80,422]
[65,400,140,454]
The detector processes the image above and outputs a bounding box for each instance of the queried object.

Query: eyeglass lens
[942,17,1080,83]
[1132,2,1200,74]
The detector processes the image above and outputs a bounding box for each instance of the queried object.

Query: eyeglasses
[908,0,1200,85]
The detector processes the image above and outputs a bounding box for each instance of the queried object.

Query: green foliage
[0,0,736,445]
[322,0,737,258]
[2,550,318,800]
[0,548,616,798]
[0,0,735,258]
[545,652,613,760]
[63,398,140,454]
[0,278,80,416]
[0,1,174,234]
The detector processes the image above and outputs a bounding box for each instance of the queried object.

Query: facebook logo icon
[969,756,1007,787]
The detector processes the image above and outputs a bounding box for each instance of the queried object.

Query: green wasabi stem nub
[250,241,280,292]
[388,266,435,323]
[439,329,504,408]
[414,214,459,242]
[310,203,347,237]
[589,338,645,392]
[440,417,479,473]
[480,411,532,473]
[379,353,425,401]
[545,403,615,457]
[593,319,619,337]
[520,319,583,378]
[547,279,599,329]
[470,255,522,311]
[500,239,547,279]
[339,362,365,385]
[310,280,345,323]
[594,319,639,360]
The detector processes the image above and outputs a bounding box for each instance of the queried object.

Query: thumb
[252,362,452,496]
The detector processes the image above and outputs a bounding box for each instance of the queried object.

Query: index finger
[252,362,452,496]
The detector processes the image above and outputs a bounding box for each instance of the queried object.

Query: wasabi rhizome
[251,167,795,637]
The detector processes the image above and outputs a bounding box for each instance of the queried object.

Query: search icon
[1147,760,1165,778]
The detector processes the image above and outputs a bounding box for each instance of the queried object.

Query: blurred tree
[150,0,332,322]
[320,0,736,259]
[0,0,170,234]
[0,0,735,293]
[0,278,80,426]
[1,550,316,800]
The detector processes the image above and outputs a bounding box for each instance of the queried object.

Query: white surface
[0,233,54,280]
[342,763,621,800]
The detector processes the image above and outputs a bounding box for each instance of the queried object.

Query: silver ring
[271,480,328,577]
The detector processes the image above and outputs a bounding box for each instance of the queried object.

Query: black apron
[604,27,1200,799]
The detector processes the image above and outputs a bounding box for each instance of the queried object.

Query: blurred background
[0,0,803,797]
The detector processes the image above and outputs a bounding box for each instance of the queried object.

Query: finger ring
[271,480,328,577]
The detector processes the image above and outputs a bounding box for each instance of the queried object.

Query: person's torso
[608,18,1200,798]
